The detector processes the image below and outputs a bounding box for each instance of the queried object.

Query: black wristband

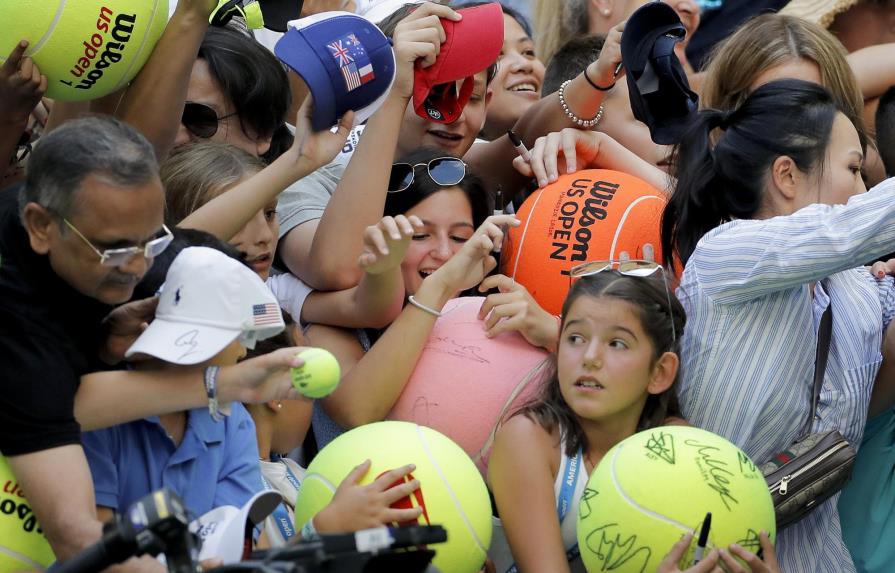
[584,66,615,92]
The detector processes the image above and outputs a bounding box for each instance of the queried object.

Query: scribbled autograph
[424,336,490,363]
[645,431,676,465]
[735,529,761,552]
[684,439,739,511]
[175,329,200,361]
[578,487,598,520]
[584,522,652,572]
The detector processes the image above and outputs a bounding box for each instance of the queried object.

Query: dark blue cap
[621,1,698,145]
[275,12,396,132]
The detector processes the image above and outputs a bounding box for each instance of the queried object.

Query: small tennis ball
[291,348,341,398]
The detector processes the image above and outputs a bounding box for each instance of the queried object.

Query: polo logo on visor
[327,33,375,92]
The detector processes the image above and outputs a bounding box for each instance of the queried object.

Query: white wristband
[407,295,443,317]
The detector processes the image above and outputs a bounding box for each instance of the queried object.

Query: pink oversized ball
[388,297,550,474]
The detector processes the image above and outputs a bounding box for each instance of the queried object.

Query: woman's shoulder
[494,414,561,460]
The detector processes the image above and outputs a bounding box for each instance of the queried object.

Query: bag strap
[803,304,833,437]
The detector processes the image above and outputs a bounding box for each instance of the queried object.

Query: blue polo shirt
[82,404,263,516]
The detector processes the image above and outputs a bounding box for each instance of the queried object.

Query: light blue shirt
[82,404,263,516]
[677,178,895,573]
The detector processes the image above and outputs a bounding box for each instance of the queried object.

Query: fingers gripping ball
[503,169,665,315]
[0,456,54,573]
[291,348,341,398]
[295,421,492,573]
[0,0,169,101]
[577,426,775,573]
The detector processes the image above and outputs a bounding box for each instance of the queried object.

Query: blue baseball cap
[621,1,698,145]
[275,12,396,132]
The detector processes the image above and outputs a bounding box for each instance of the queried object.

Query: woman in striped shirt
[662,79,895,573]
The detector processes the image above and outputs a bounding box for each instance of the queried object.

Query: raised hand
[427,214,520,294]
[313,460,423,532]
[477,274,559,351]
[0,41,47,126]
[358,214,424,275]
[290,98,355,173]
[390,2,462,100]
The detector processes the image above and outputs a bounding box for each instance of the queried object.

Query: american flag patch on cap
[252,303,281,326]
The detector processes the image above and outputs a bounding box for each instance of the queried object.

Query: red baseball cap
[412,3,503,124]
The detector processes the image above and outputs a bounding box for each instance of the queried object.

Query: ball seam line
[609,443,691,532]
[608,194,662,261]
[509,188,543,283]
[0,545,47,571]
[303,472,338,493]
[27,0,70,56]
[415,425,488,555]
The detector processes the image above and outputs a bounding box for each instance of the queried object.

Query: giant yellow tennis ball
[578,426,775,573]
[0,456,55,573]
[0,0,169,101]
[291,348,340,398]
[295,421,492,573]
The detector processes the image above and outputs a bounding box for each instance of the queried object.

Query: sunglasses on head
[568,259,677,342]
[181,102,239,139]
[388,157,467,193]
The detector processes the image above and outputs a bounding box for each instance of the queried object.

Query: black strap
[803,305,833,437]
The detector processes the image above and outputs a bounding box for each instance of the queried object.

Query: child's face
[556,296,661,426]
[231,198,279,281]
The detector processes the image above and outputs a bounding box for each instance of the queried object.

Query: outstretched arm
[114,1,217,160]
[314,215,518,428]
[464,22,627,200]
[295,2,461,291]
[178,104,353,239]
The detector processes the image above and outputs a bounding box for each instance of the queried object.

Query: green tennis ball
[296,421,492,573]
[578,426,775,572]
[0,456,55,573]
[291,348,341,398]
[0,0,168,101]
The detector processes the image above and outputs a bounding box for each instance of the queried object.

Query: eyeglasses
[387,157,467,193]
[62,218,174,267]
[181,102,239,139]
[568,259,677,342]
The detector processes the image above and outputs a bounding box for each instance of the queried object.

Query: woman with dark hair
[487,266,748,573]
[174,27,293,162]
[304,146,517,448]
[662,78,895,573]
[459,2,546,140]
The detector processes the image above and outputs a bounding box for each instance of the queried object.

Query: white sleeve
[267,273,314,323]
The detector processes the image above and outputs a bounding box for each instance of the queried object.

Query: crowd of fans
[4,0,895,572]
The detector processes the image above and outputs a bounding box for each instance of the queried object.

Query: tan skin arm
[489,416,571,573]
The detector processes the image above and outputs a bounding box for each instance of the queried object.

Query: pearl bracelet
[558,80,604,128]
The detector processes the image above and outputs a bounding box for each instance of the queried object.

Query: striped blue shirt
[677,178,895,573]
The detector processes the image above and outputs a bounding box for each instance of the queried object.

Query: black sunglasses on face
[181,102,239,139]
[388,157,467,193]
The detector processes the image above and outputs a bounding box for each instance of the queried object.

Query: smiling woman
[461,3,546,141]
[304,146,499,449]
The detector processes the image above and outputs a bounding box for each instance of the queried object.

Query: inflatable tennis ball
[503,169,666,315]
[0,0,169,101]
[388,297,549,475]
[296,421,492,573]
[578,426,775,573]
[291,348,340,398]
[0,456,55,573]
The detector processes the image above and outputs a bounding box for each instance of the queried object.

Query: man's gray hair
[19,115,159,220]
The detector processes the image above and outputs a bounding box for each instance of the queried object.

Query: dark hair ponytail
[662,79,842,270]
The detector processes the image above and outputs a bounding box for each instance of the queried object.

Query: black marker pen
[507,129,531,163]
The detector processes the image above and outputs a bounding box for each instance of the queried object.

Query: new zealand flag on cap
[327,33,375,92]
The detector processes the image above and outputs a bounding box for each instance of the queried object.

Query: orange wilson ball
[502,169,666,315]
